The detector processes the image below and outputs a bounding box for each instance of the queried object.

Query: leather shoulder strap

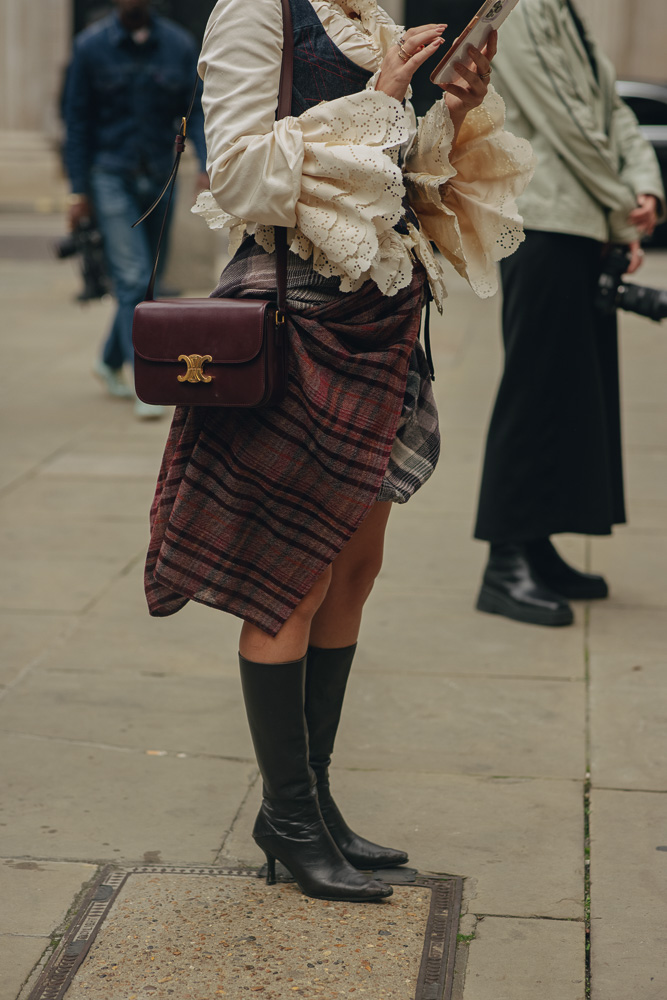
[136,0,294,310]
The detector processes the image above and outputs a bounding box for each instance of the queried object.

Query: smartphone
[430,0,521,87]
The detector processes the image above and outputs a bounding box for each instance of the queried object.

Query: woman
[145,0,533,902]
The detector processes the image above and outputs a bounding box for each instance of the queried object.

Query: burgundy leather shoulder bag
[132,0,294,408]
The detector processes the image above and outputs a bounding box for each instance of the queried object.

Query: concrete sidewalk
[1,215,665,1000]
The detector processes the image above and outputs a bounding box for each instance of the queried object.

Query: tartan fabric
[144,266,427,636]
[213,237,440,504]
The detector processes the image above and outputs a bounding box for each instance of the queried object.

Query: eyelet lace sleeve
[405,89,536,298]
[195,89,417,296]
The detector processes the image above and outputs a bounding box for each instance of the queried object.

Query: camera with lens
[54,219,110,302]
[596,245,667,322]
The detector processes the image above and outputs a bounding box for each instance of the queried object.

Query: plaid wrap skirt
[144,251,433,636]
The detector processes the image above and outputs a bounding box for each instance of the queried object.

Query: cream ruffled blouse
[192,0,535,308]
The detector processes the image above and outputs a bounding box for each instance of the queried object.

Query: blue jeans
[91,168,175,369]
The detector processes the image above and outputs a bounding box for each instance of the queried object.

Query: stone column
[0,0,72,207]
[567,0,663,81]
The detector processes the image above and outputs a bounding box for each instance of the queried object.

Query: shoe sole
[551,584,609,601]
[476,585,574,627]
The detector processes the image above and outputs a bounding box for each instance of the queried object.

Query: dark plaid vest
[289,0,372,114]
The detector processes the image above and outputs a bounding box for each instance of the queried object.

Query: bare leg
[309,501,392,648]
[239,565,332,663]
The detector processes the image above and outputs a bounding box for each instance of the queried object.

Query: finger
[407,37,445,70]
[453,60,487,91]
[466,44,491,77]
[482,29,498,62]
[625,241,643,274]
[402,25,446,53]
[628,208,651,227]
[404,23,447,39]
[441,83,475,102]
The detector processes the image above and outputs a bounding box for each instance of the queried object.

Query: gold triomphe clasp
[177,354,212,383]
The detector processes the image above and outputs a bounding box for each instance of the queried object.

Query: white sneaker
[134,397,165,420]
[93,359,134,399]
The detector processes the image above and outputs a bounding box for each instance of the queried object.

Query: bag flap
[132,298,275,365]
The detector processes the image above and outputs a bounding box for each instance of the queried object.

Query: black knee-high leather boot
[305,644,409,870]
[238,653,392,902]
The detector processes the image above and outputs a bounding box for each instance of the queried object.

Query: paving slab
[590,789,667,1000]
[334,668,585,780]
[225,771,584,919]
[622,499,667,533]
[358,589,586,679]
[0,732,255,865]
[39,562,241,680]
[0,555,139,615]
[623,451,667,504]
[0,934,49,1000]
[0,475,152,526]
[0,612,74,688]
[462,916,585,1000]
[589,532,667,608]
[382,511,485,591]
[622,407,667,452]
[0,859,96,935]
[588,604,667,656]
[40,598,241,681]
[0,666,253,759]
[590,653,667,791]
[39,452,162,480]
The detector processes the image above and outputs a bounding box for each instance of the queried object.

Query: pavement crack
[214,768,261,864]
[1,729,256,764]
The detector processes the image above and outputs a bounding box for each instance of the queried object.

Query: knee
[291,566,332,623]
[335,552,384,606]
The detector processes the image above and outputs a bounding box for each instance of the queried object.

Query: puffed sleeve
[195,0,414,293]
[404,90,535,298]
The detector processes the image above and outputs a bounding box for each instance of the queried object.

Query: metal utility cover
[28,866,462,1000]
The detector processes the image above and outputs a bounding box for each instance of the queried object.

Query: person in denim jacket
[63,0,207,418]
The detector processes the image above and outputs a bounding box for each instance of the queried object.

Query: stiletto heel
[265,853,276,886]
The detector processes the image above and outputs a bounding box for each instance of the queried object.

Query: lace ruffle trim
[194,89,420,298]
[405,89,536,299]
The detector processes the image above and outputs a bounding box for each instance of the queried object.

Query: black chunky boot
[476,543,574,626]
[523,538,609,600]
[306,644,409,871]
[238,654,392,903]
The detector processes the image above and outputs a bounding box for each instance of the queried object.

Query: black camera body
[596,246,667,323]
[54,220,110,302]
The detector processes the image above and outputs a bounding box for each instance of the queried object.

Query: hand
[625,239,645,275]
[628,194,658,237]
[195,171,210,196]
[439,31,498,137]
[376,24,447,103]
[67,195,92,232]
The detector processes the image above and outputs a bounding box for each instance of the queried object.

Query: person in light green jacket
[473,0,665,627]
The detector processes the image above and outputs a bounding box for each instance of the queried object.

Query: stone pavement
[0,212,665,1000]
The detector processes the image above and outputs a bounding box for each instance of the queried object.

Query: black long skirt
[474,230,626,542]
